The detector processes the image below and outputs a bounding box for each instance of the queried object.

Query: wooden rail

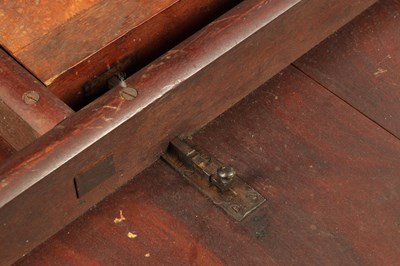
[0,0,376,264]
[0,49,73,137]
[0,48,73,166]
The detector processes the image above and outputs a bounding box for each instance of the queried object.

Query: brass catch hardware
[162,138,265,221]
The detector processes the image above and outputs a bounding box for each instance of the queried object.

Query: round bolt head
[120,87,138,100]
[22,91,40,105]
[217,166,236,183]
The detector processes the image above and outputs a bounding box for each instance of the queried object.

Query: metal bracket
[162,138,265,221]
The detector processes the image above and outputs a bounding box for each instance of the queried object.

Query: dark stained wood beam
[0,0,376,264]
[0,49,73,136]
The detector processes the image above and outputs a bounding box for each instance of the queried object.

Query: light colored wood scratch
[103,105,119,110]
[374,68,388,77]
[101,115,113,122]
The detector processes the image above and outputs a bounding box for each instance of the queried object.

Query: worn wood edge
[0,48,74,136]
[39,0,241,107]
[14,0,180,85]
[0,0,377,264]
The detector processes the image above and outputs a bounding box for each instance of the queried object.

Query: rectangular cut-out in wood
[74,155,116,198]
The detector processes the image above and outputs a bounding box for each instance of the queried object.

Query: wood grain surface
[295,0,400,138]
[18,66,400,265]
[11,0,177,84]
[0,101,38,151]
[0,0,100,52]
[0,0,240,107]
[0,49,73,136]
[45,0,241,108]
[0,136,15,164]
[0,0,376,264]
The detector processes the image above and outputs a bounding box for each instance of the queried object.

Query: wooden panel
[0,0,376,264]
[294,0,400,138]
[18,66,400,265]
[0,0,100,52]
[0,49,73,135]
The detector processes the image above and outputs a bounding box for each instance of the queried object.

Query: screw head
[217,166,236,184]
[246,191,259,202]
[22,91,40,105]
[231,204,241,213]
[120,87,138,100]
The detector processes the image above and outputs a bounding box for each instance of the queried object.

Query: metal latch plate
[162,138,265,221]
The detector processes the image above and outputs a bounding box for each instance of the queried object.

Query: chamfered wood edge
[0,0,377,264]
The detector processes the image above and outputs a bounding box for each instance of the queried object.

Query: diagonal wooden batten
[0,48,73,160]
[0,49,74,137]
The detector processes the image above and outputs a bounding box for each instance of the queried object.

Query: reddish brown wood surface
[0,49,73,136]
[0,0,240,107]
[0,136,14,163]
[18,66,400,265]
[0,1,100,52]
[10,0,177,84]
[0,100,38,151]
[295,0,400,138]
[47,0,241,108]
[0,0,376,264]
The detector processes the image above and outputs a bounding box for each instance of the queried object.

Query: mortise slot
[74,155,116,198]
